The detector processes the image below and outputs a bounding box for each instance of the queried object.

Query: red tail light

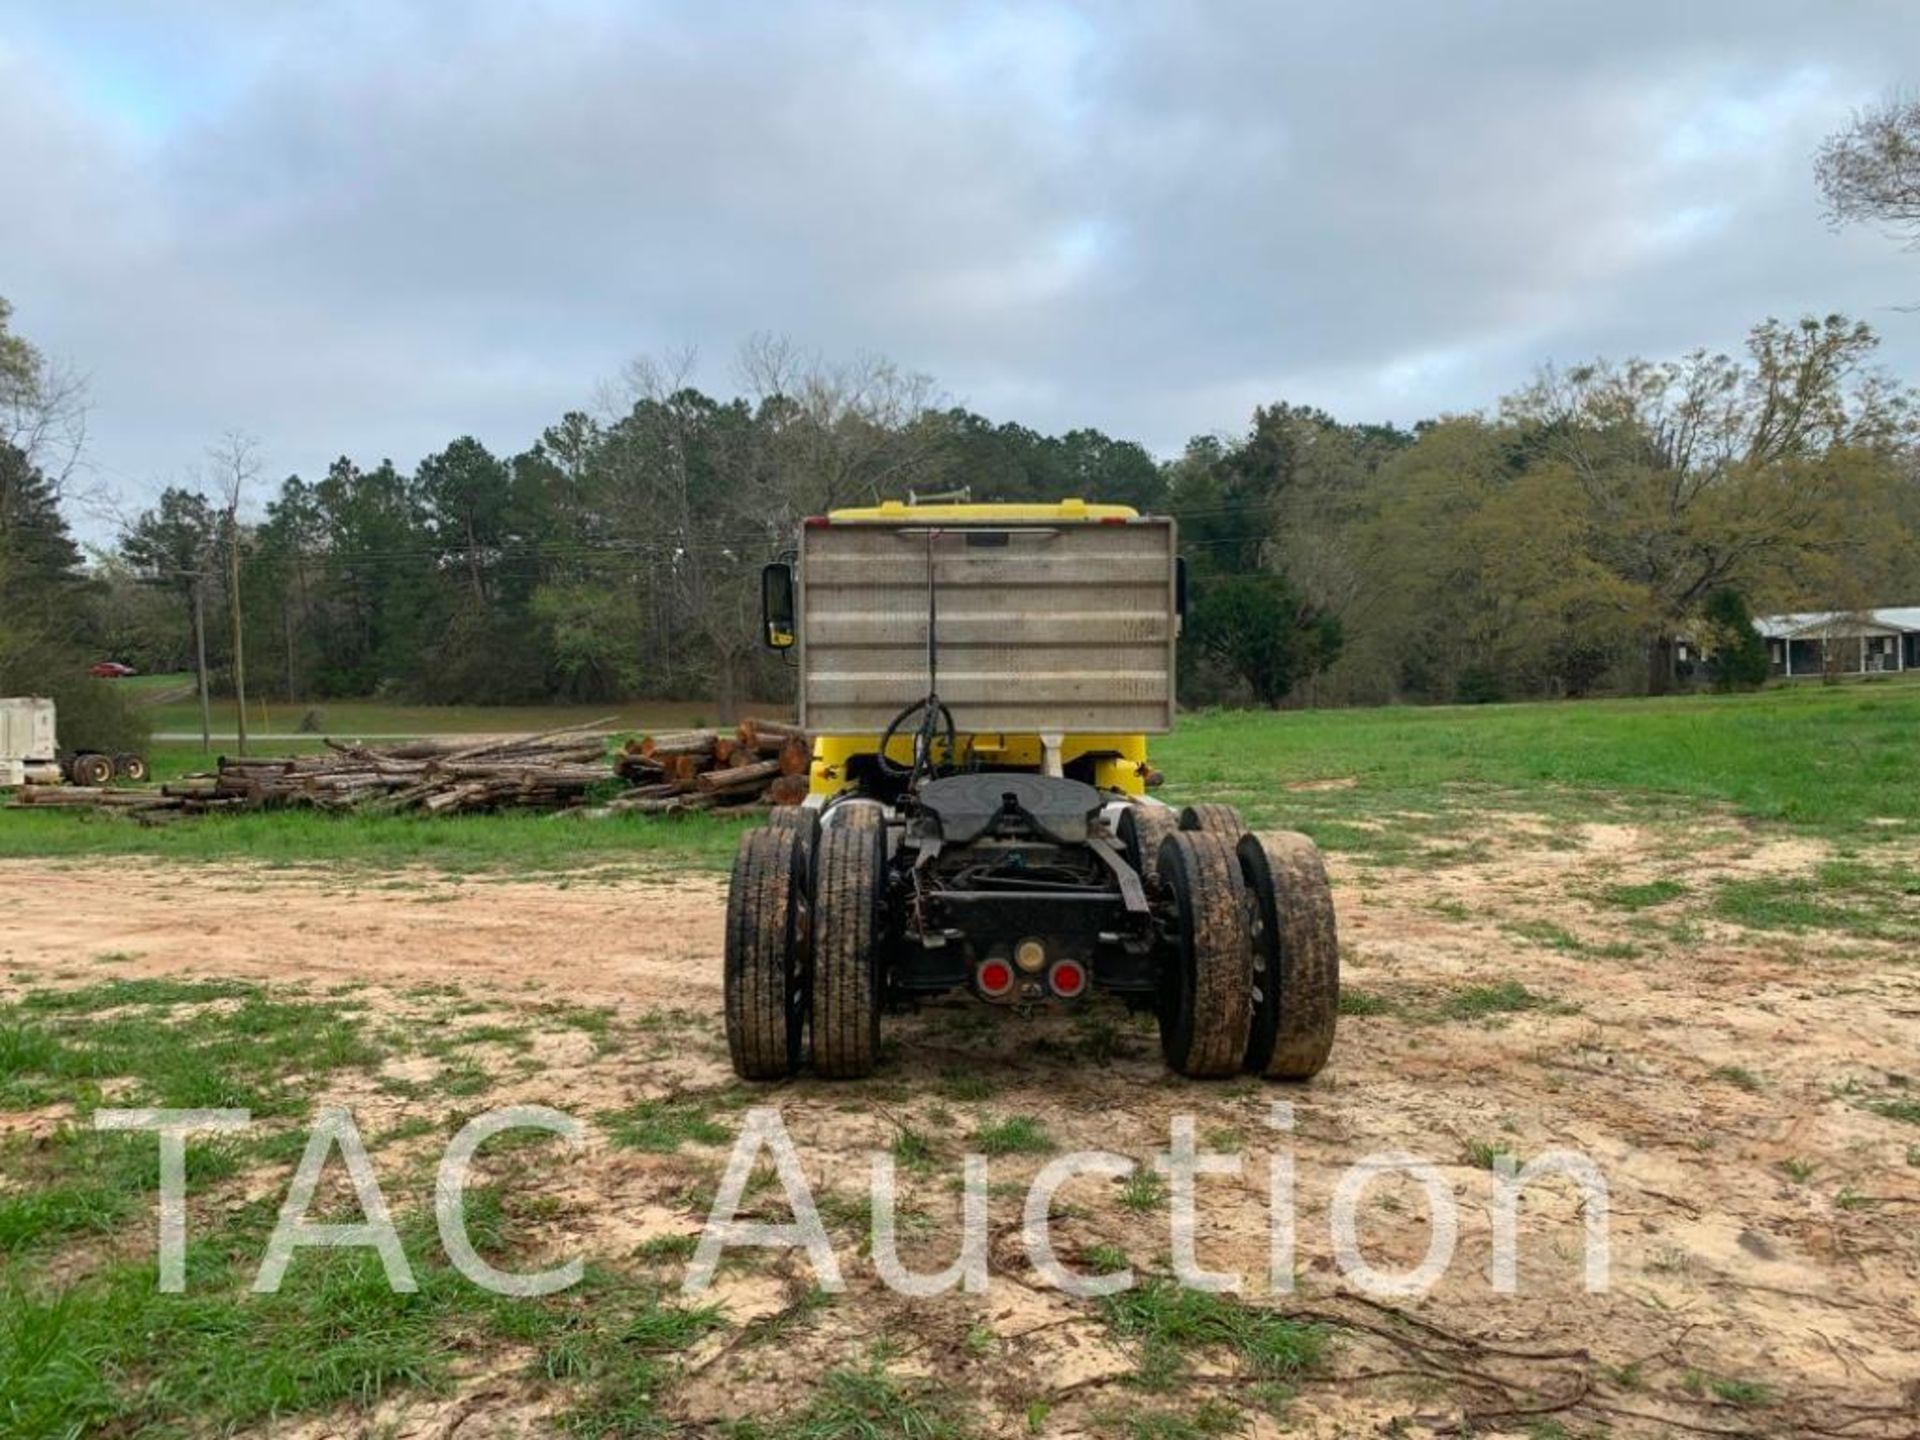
[1049,959,1087,999]
[976,958,1015,998]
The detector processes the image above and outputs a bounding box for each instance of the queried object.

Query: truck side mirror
[762,562,796,650]
[1174,557,1189,632]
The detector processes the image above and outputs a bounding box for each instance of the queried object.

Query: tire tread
[1159,830,1254,1078]
[811,824,884,1078]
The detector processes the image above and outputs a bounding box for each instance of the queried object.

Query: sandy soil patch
[4,823,1917,1437]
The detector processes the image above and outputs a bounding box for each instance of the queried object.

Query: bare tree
[1817,95,1920,248]
[736,333,947,513]
[0,295,90,513]
[207,431,261,753]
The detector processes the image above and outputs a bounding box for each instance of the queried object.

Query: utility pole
[211,430,259,757]
[228,510,247,756]
[191,574,212,754]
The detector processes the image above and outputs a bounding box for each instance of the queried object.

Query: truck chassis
[724,776,1338,1082]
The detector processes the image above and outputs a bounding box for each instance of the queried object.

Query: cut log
[695,759,782,793]
[638,729,725,758]
[766,774,812,807]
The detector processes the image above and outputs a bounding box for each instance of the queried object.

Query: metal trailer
[0,696,150,788]
[722,499,1339,1083]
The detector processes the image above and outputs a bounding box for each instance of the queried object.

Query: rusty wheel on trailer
[1238,831,1339,1080]
[810,821,886,1079]
[114,753,150,783]
[1157,830,1254,1078]
[1119,804,1181,889]
[724,827,808,1080]
[1179,803,1248,836]
[67,752,113,787]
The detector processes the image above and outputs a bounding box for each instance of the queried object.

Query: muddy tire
[724,827,808,1080]
[1238,831,1339,1080]
[1119,804,1182,889]
[831,801,886,833]
[1179,803,1248,837]
[811,822,886,1079]
[768,805,821,886]
[1157,830,1254,1078]
[114,753,150,783]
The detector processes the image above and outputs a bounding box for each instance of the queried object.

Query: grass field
[9,677,1917,871]
[128,674,715,741]
[5,680,1919,1436]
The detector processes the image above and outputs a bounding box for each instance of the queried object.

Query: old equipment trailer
[723,498,1338,1081]
[0,696,149,789]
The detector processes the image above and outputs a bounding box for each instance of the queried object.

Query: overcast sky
[4,1,1918,528]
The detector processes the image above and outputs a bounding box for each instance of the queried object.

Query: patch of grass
[0,981,385,1247]
[730,1362,975,1440]
[1338,988,1395,1017]
[1439,981,1552,1021]
[1100,1279,1325,1392]
[1463,1139,1516,1170]
[1867,1097,1920,1125]
[1709,1065,1764,1093]
[1713,861,1920,942]
[1120,1168,1168,1212]
[1598,879,1688,910]
[3,1193,712,1439]
[890,1127,939,1172]
[603,1095,739,1153]
[1503,919,1641,960]
[1083,1244,1131,1275]
[0,805,743,874]
[972,1115,1054,1156]
[937,1068,1001,1102]
[1118,1399,1247,1440]
[633,1234,699,1263]
[1778,1158,1817,1183]
[1707,1376,1773,1407]
[0,1128,245,1251]
[1157,682,1920,838]
[538,1002,623,1053]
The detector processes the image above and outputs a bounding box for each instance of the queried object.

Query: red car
[89,661,137,679]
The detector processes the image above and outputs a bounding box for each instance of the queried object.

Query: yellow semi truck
[724,498,1339,1083]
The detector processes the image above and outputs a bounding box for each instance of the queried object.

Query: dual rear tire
[727,801,1338,1086]
[724,813,885,1081]
[723,827,809,1079]
[1154,822,1339,1082]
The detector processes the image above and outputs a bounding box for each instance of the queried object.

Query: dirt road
[4,816,1917,1437]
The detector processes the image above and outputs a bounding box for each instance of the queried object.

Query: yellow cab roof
[824,497,1140,523]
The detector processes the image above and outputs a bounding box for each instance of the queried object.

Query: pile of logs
[202,726,621,815]
[5,717,813,822]
[607,718,812,818]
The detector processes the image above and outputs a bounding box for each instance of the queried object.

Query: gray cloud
[3,0,1917,529]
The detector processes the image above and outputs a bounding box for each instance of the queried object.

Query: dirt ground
[4,813,1918,1439]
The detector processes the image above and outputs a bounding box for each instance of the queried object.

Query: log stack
[158,724,623,817]
[5,716,814,821]
[609,718,813,818]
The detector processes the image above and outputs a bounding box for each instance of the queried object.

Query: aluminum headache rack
[795,516,1178,736]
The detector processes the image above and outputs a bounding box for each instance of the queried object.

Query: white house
[1754,607,1920,678]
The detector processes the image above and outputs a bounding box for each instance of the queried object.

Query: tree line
[5,309,1918,743]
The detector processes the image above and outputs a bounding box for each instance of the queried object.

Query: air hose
[876,528,957,790]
